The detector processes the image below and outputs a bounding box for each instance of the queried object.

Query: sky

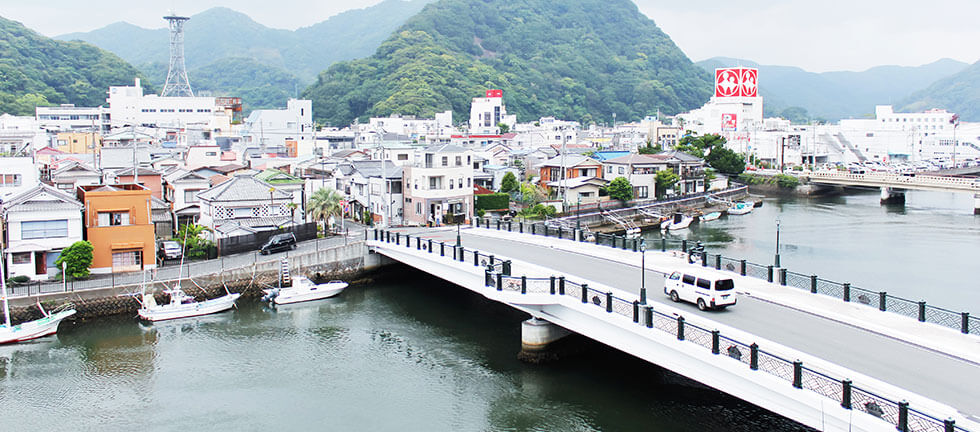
[1,0,977,72]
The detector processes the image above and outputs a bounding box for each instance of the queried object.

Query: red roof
[473,184,495,195]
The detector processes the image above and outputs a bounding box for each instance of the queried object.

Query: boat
[662,213,694,231]
[727,202,754,215]
[262,276,347,305]
[0,259,75,344]
[699,211,722,222]
[138,284,240,322]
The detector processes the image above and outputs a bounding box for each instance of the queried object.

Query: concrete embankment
[7,241,390,323]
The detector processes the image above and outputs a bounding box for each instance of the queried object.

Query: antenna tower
[161,14,194,97]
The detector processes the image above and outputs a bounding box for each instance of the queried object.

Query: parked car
[260,233,297,255]
[158,240,183,261]
[665,271,737,311]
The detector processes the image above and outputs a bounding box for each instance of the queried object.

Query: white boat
[727,202,754,215]
[138,284,240,322]
[662,213,694,231]
[699,212,722,222]
[0,256,75,344]
[262,276,347,305]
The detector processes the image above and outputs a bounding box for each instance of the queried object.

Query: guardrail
[371,228,969,432]
[473,220,979,337]
[805,172,980,191]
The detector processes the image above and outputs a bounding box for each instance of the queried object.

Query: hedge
[476,193,510,211]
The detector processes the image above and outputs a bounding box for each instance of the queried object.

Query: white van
[665,271,737,311]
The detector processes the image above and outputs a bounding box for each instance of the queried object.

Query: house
[0,156,40,201]
[114,167,163,199]
[77,184,156,274]
[602,154,675,200]
[402,144,473,226]
[255,169,306,221]
[546,176,609,205]
[50,161,101,193]
[660,151,707,194]
[536,154,603,191]
[163,169,211,226]
[347,160,403,227]
[185,145,223,170]
[196,174,295,239]
[2,184,83,280]
[150,196,174,238]
[54,132,102,154]
[243,99,314,157]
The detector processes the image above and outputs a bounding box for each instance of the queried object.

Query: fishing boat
[138,284,240,322]
[727,201,754,215]
[662,213,694,231]
[0,261,75,344]
[699,211,722,222]
[262,276,347,305]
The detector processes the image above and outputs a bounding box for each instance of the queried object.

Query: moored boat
[138,285,240,322]
[727,202,754,215]
[662,213,694,231]
[263,276,347,305]
[699,211,722,222]
[0,254,75,344]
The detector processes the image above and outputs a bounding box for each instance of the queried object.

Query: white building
[512,117,580,149]
[2,184,84,280]
[369,111,454,140]
[469,90,516,135]
[0,114,48,154]
[679,67,764,137]
[402,145,474,226]
[243,99,314,157]
[0,156,40,201]
[107,78,232,135]
[36,105,109,133]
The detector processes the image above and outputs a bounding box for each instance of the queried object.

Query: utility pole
[559,125,568,210]
[132,123,138,185]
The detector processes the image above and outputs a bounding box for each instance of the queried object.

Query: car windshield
[715,279,734,291]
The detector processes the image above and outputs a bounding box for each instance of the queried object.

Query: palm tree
[306,187,343,232]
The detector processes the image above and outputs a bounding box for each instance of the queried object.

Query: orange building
[78,184,156,274]
[116,167,163,199]
[536,154,603,190]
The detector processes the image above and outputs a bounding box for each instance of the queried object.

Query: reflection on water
[644,190,980,312]
[0,273,814,432]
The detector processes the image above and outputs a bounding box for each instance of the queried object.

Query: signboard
[714,67,759,98]
[486,89,503,98]
[722,113,738,131]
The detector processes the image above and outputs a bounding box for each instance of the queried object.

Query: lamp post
[576,196,581,231]
[639,239,647,304]
[456,219,461,247]
[774,217,781,268]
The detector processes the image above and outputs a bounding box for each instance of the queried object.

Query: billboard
[714,67,759,98]
[486,89,503,98]
[721,113,737,131]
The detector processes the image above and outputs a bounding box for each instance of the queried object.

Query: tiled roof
[604,154,672,165]
[197,174,291,202]
[3,183,80,210]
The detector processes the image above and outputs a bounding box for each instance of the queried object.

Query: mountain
[303,0,713,127]
[141,58,304,112]
[900,60,980,122]
[696,57,969,121]
[0,16,149,116]
[58,0,434,84]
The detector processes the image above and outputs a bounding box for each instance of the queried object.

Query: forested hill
[0,16,148,115]
[303,0,713,127]
[901,60,980,122]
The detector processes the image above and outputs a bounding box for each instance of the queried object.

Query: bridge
[802,171,980,213]
[366,225,979,432]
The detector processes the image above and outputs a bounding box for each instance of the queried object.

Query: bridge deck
[393,227,980,421]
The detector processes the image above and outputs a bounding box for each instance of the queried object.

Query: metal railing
[370,229,969,432]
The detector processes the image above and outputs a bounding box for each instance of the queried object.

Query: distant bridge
[799,171,980,213]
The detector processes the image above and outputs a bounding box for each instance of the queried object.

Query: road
[406,228,980,419]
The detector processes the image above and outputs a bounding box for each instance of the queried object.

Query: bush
[476,193,510,211]
[607,177,633,202]
[773,174,800,188]
[476,209,486,218]
[55,240,94,280]
[8,275,29,284]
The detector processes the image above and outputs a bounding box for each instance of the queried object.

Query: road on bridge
[409,228,980,419]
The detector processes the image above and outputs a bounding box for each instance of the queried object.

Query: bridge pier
[518,317,571,364]
[880,187,906,205]
[975,193,980,215]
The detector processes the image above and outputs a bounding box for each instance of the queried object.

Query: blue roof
[592,151,630,161]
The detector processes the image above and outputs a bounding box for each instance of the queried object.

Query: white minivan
[665,271,737,311]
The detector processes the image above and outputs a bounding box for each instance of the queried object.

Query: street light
[774,217,781,268]
[639,239,647,304]
[456,218,461,247]
[576,196,581,231]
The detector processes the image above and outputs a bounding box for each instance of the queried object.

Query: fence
[371,229,969,432]
[218,222,318,256]
[474,220,980,337]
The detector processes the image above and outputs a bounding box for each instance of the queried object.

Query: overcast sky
[2,0,977,72]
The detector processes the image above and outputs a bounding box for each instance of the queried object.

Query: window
[232,207,253,218]
[11,253,30,264]
[467,178,471,187]
[111,250,142,268]
[397,154,408,161]
[184,189,201,203]
[22,220,68,239]
[715,279,734,291]
[455,156,462,166]
[682,274,695,285]
[696,278,711,289]
[607,166,612,173]
[205,152,217,156]
[441,156,448,167]
[618,167,624,175]
[98,211,130,226]
[0,174,22,187]
[634,186,648,199]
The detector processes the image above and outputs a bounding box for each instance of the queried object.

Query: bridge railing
[472,223,980,337]
[371,229,968,432]
[805,171,980,191]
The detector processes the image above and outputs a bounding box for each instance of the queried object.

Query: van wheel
[697,299,707,311]
[670,291,680,302]
[292,244,297,250]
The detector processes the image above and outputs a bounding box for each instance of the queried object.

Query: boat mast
[1,241,10,328]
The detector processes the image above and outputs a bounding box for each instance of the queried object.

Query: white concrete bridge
[802,171,980,212]
[366,227,979,432]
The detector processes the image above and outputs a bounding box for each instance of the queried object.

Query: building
[196,174,294,239]
[106,78,232,134]
[536,154,603,191]
[660,151,707,195]
[602,154,675,200]
[162,169,210,227]
[469,90,516,135]
[36,105,109,133]
[0,156,40,201]
[115,167,163,200]
[243,99,314,157]
[0,114,47,154]
[679,67,764,137]
[49,161,101,193]
[402,145,474,226]
[77,184,156,274]
[346,160,403,227]
[2,184,84,280]
[54,131,102,155]
[546,177,609,205]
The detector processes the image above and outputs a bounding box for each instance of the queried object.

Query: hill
[900,60,980,122]
[58,0,434,84]
[141,58,304,111]
[696,57,968,121]
[302,0,713,127]
[0,16,149,115]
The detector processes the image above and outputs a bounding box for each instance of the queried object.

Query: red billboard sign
[714,68,759,98]
[722,113,737,131]
[486,89,503,98]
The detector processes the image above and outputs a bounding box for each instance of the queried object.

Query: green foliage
[303,0,713,126]
[774,174,800,188]
[607,176,633,202]
[55,241,93,280]
[476,209,486,218]
[675,133,726,159]
[499,171,519,193]
[901,59,980,121]
[778,106,810,124]
[497,123,510,133]
[638,141,662,154]
[520,203,556,218]
[705,147,745,175]
[475,193,509,210]
[736,173,800,189]
[655,170,679,197]
[8,275,30,284]
[519,182,546,206]
[176,224,214,260]
[0,17,149,115]
[307,187,343,229]
[141,57,304,111]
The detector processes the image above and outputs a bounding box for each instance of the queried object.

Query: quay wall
[7,241,388,323]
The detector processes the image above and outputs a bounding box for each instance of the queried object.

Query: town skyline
[0,0,976,73]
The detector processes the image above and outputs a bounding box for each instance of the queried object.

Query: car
[260,233,297,255]
[158,240,183,261]
[665,271,737,311]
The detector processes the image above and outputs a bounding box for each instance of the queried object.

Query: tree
[176,224,214,259]
[500,171,519,193]
[519,182,546,206]
[55,241,93,280]
[306,187,343,230]
[705,147,745,174]
[675,133,726,159]
[655,170,680,198]
[638,140,662,154]
[607,176,633,202]
[497,123,510,134]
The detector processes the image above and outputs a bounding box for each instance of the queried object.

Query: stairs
[836,133,868,162]
[279,257,291,287]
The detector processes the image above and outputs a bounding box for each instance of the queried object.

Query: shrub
[476,193,510,211]
[55,240,94,280]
